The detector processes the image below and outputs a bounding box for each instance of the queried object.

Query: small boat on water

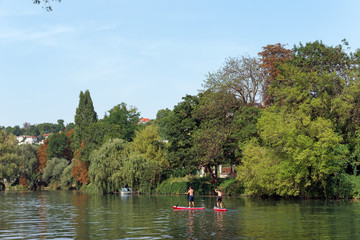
[120,187,136,195]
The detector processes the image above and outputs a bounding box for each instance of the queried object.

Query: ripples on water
[1,191,360,239]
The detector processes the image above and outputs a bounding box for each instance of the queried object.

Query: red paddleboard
[213,207,227,212]
[173,206,205,210]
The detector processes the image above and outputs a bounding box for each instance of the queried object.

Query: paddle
[176,193,187,207]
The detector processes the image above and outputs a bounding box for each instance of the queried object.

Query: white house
[17,135,38,145]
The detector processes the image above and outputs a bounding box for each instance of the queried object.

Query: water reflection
[187,210,195,240]
[2,192,360,239]
[215,211,225,237]
[71,191,90,239]
[37,192,47,239]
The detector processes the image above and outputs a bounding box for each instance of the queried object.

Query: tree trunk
[206,164,218,184]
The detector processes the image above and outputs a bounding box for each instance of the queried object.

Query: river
[1,191,360,239]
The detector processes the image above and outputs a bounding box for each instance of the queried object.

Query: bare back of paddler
[215,186,223,208]
[185,186,195,207]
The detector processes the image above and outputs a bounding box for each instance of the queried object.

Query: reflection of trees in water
[187,210,196,240]
[72,192,90,239]
[37,192,47,239]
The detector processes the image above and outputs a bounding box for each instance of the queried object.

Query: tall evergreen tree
[72,90,98,157]
[75,90,98,136]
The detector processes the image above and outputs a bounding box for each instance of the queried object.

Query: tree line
[1,39,360,198]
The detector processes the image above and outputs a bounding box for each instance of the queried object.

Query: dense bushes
[217,178,244,196]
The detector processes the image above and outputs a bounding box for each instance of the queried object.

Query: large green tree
[102,102,140,141]
[237,109,344,198]
[289,40,356,76]
[192,90,240,182]
[72,90,98,161]
[47,132,73,161]
[159,95,200,175]
[19,144,40,190]
[0,130,21,187]
[129,124,169,191]
[88,138,128,194]
[42,157,69,186]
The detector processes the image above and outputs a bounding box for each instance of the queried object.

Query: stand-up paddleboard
[213,207,227,212]
[173,206,205,210]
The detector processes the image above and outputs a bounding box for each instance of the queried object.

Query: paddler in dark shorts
[185,186,195,207]
[215,186,223,208]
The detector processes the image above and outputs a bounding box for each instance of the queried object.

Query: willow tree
[128,124,168,191]
[19,144,40,190]
[88,138,128,194]
[0,130,21,188]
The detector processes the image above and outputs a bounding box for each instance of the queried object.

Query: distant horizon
[1,0,360,127]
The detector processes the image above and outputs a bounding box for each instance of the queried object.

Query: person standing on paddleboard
[215,186,223,208]
[185,186,195,207]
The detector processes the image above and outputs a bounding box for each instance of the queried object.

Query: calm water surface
[1,191,360,239]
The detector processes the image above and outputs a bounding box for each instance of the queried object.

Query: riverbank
[156,176,244,196]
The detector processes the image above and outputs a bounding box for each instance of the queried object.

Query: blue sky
[1,0,360,127]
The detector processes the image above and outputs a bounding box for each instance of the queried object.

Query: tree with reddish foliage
[37,139,49,174]
[71,142,90,184]
[258,43,292,106]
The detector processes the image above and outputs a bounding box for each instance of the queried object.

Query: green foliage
[155,108,172,139]
[18,144,40,190]
[88,138,128,194]
[102,102,140,141]
[126,125,169,192]
[159,95,200,173]
[4,120,67,137]
[75,90,98,129]
[89,126,168,194]
[157,178,188,194]
[0,130,21,184]
[188,177,212,195]
[238,109,344,198]
[347,175,360,199]
[217,178,244,196]
[289,40,356,76]
[325,173,355,199]
[59,162,76,190]
[42,158,69,185]
[157,176,212,195]
[47,132,72,160]
[232,106,261,158]
[73,90,98,160]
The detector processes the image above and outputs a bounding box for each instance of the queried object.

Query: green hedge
[157,178,188,194]
[157,176,218,195]
[217,178,244,196]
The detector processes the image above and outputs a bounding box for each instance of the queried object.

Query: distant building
[138,118,150,124]
[17,135,38,145]
[44,133,52,139]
